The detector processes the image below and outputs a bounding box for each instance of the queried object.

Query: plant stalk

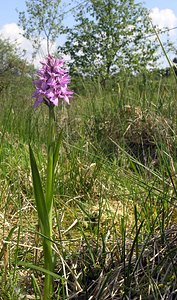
[43,106,55,299]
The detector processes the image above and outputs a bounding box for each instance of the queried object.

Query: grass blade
[17,261,64,280]
[53,130,63,171]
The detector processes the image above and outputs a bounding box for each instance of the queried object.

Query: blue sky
[1,1,177,27]
[0,0,25,27]
[144,0,177,12]
[1,0,177,65]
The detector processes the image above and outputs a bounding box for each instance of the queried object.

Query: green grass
[0,72,176,299]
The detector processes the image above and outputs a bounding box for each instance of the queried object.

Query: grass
[0,71,177,299]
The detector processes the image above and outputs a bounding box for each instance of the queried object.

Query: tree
[58,0,159,81]
[0,36,33,92]
[18,0,65,54]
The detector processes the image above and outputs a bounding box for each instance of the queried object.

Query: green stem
[47,106,55,150]
[43,106,55,299]
[43,237,53,299]
[46,106,55,226]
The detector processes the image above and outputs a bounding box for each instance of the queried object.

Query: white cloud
[149,8,177,68]
[150,8,177,35]
[0,23,56,66]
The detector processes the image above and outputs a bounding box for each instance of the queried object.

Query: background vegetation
[0,0,177,299]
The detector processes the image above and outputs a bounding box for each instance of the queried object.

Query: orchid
[29,55,73,299]
[33,55,73,107]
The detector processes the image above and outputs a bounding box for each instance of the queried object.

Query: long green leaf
[17,261,64,280]
[29,144,49,233]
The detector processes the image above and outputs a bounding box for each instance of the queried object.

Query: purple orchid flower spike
[33,55,73,107]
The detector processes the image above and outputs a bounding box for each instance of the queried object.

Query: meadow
[0,70,177,299]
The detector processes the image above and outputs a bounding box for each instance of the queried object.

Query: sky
[0,0,177,66]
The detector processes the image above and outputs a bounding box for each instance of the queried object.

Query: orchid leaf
[29,144,49,233]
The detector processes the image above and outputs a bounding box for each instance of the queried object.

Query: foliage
[58,0,159,81]
[0,44,177,298]
[0,36,33,92]
[18,0,65,53]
